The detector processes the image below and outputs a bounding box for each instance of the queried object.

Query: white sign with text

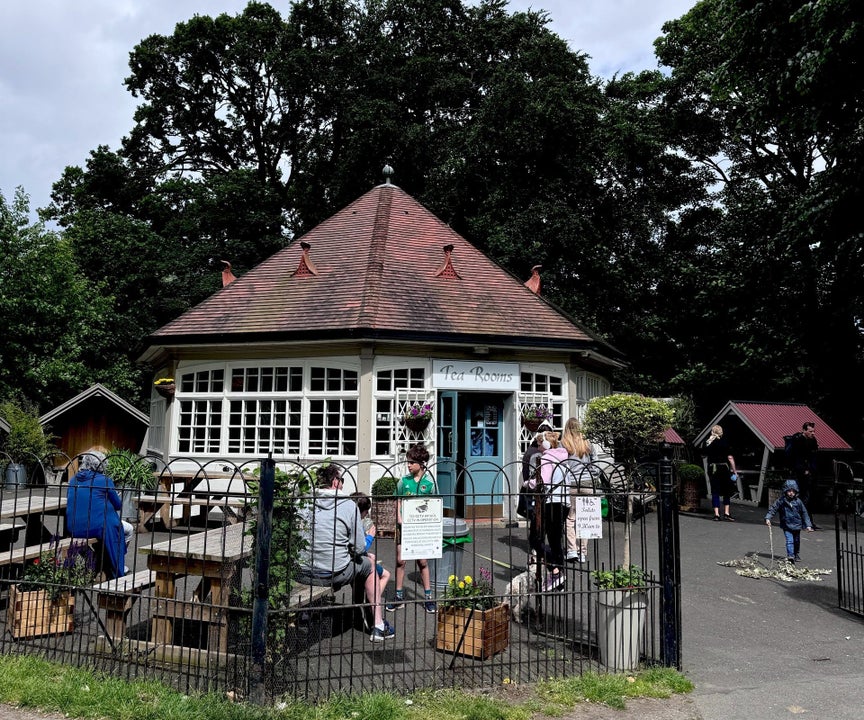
[573,496,603,539]
[432,360,520,390]
[400,497,444,560]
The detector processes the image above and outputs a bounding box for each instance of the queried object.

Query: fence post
[657,445,681,668]
[250,456,275,704]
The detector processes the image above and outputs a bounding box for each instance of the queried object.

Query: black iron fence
[834,460,864,617]
[0,452,681,702]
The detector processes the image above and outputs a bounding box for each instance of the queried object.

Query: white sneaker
[543,573,565,592]
[566,551,580,561]
[578,554,587,563]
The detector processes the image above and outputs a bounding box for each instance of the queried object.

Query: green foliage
[246,465,311,608]
[371,474,398,497]
[0,399,54,464]
[583,395,673,469]
[591,564,645,591]
[0,653,693,719]
[676,463,704,485]
[0,188,138,411]
[105,448,158,490]
[20,541,97,601]
[441,567,497,611]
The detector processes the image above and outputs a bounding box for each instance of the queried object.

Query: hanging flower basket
[403,415,431,432]
[402,401,433,433]
[522,417,542,433]
[521,404,553,433]
[154,378,176,399]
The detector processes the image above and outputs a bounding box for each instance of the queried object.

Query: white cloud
[0,0,695,215]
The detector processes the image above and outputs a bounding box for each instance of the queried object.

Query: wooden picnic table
[140,522,252,656]
[134,472,250,532]
[0,493,68,562]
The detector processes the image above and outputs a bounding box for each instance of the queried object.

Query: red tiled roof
[145,183,623,363]
[700,401,851,451]
[664,427,685,445]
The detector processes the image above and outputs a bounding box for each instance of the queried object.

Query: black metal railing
[0,453,681,702]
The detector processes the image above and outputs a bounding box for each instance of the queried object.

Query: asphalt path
[680,502,864,719]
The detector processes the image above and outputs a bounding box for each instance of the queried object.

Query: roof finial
[524,265,542,295]
[382,164,394,184]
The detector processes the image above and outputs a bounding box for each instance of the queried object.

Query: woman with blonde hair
[538,430,569,591]
[560,417,597,562]
[702,425,740,521]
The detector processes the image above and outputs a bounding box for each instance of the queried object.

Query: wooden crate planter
[436,603,509,659]
[371,497,398,538]
[6,586,75,639]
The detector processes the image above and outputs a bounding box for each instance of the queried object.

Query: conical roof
[144,182,623,365]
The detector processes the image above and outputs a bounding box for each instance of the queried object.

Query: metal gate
[833,460,864,616]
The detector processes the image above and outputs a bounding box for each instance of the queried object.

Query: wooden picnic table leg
[151,570,176,645]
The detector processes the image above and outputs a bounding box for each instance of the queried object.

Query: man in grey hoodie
[297,465,393,642]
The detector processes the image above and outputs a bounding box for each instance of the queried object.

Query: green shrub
[372,474,398,496]
[676,463,704,484]
[0,399,54,464]
[105,448,158,490]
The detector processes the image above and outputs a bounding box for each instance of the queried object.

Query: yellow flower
[448,574,457,584]
[458,581,465,589]
[464,575,473,585]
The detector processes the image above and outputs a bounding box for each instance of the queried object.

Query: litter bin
[430,517,472,590]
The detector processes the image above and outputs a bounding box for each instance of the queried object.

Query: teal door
[463,395,505,517]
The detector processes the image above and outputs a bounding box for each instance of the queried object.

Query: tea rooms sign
[432,360,520,391]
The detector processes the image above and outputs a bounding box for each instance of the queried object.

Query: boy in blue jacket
[765,479,813,563]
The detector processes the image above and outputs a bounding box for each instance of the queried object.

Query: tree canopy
[1,0,859,446]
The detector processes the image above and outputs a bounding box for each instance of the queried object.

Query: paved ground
[3,499,863,720]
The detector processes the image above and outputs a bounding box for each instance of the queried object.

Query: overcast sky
[0,0,695,217]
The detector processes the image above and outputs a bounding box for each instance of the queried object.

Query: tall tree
[654,0,864,440]
[0,188,139,409]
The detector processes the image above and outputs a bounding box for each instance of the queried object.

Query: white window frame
[371,360,430,459]
[171,358,360,460]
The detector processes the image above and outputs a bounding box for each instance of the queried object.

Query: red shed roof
[696,401,852,452]
[141,182,623,366]
[664,427,685,445]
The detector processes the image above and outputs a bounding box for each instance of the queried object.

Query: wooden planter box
[6,586,75,639]
[436,603,510,660]
[371,497,398,538]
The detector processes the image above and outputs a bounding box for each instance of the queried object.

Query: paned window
[227,399,301,455]
[308,399,358,455]
[373,367,427,456]
[177,399,223,453]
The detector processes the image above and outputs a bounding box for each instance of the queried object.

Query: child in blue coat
[765,479,813,563]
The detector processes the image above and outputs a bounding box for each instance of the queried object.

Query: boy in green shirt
[387,443,438,613]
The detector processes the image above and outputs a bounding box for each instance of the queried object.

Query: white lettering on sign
[432,360,520,390]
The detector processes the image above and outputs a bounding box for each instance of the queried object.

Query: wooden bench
[0,536,91,568]
[92,569,157,640]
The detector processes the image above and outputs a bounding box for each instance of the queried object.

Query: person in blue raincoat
[66,447,131,579]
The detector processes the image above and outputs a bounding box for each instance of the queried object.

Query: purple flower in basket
[405,401,434,420]
[521,404,553,422]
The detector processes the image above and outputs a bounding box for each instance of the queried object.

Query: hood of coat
[781,479,800,495]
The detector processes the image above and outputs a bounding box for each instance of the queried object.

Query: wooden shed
[40,384,149,472]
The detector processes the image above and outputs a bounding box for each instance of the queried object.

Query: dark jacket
[765,479,812,530]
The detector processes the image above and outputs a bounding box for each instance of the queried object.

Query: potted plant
[520,403,553,433]
[153,377,176,399]
[104,448,159,521]
[371,474,398,537]
[676,462,705,512]
[591,564,648,671]
[7,540,97,638]
[402,400,434,432]
[436,567,509,659]
[583,394,673,568]
[0,399,54,487]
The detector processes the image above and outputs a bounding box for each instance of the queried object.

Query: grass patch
[0,655,692,720]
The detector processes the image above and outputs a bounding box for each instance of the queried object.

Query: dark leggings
[543,502,567,572]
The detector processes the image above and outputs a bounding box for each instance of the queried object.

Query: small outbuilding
[40,383,149,471]
[694,401,852,506]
